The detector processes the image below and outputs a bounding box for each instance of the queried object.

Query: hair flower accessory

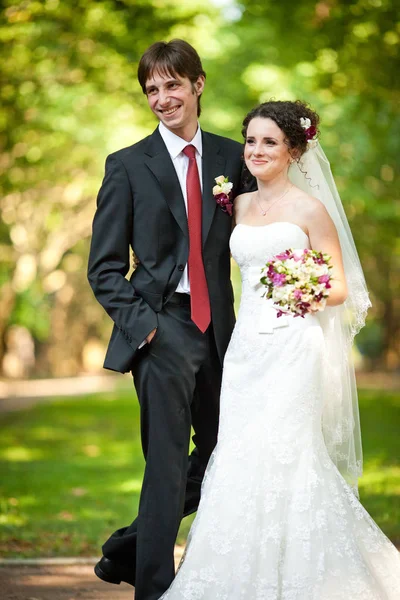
[213,175,233,216]
[300,117,318,148]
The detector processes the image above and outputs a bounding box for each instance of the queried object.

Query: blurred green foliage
[0,0,399,376]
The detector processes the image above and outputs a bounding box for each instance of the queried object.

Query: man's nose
[158,89,170,106]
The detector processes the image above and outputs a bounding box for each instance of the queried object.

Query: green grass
[0,388,398,557]
[358,389,400,543]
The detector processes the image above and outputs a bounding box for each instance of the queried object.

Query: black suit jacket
[88,127,249,373]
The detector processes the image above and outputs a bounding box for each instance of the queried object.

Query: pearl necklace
[256,184,293,216]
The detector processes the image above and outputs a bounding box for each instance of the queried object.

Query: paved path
[0,374,132,413]
[0,563,134,599]
[0,550,184,599]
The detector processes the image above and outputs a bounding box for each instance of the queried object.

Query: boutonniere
[212,175,234,216]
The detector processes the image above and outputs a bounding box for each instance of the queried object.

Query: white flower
[214,175,226,185]
[307,138,318,148]
[300,293,313,304]
[305,256,315,267]
[313,283,327,295]
[311,264,328,277]
[300,117,311,129]
[272,284,294,302]
[310,299,326,312]
[212,184,221,195]
[284,258,297,270]
[221,181,233,194]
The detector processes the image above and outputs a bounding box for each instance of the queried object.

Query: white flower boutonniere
[212,175,234,216]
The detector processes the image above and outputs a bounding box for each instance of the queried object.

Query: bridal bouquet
[260,248,333,318]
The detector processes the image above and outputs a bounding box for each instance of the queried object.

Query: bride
[160,100,400,599]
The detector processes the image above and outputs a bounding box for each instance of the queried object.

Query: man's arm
[88,154,157,350]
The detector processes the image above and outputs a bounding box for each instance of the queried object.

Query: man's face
[145,70,204,136]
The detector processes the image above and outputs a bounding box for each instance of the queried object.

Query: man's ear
[194,75,205,96]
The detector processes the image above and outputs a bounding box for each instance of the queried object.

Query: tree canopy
[1,0,399,377]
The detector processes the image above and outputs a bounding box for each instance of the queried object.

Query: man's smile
[159,105,181,116]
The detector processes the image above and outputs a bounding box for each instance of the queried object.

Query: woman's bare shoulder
[291,187,329,220]
[234,191,255,205]
[234,191,254,219]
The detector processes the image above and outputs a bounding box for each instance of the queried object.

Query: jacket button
[177,264,184,271]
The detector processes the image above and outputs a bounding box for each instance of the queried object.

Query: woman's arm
[306,200,348,306]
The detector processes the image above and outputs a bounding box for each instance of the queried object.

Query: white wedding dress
[161,222,400,600]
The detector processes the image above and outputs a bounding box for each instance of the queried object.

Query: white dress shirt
[138,123,203,348]
[158,121,203,293]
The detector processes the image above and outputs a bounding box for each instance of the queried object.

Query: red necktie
[182,145,211,333]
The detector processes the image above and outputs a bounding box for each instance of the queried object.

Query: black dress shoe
[94,556,135,587]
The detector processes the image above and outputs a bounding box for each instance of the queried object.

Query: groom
[88,39,251,600]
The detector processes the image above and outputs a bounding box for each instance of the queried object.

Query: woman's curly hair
[242,100,320,158]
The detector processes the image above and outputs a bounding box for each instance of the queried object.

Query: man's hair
[138,39,206,117]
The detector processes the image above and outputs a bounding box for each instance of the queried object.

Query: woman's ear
[289,148,301,163]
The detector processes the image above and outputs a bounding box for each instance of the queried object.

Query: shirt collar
[159,122,203,159]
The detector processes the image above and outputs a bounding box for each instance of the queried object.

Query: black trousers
[102,296,222,600]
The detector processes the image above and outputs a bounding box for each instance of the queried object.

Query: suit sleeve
[87,154,157,350]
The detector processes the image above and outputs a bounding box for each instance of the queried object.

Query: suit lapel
[201,132,226,247]
[143,128,226,244]
[144,128,188,238]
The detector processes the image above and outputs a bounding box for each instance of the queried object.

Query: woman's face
[244,117,293,181]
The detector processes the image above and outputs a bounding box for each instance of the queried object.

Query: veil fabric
[288,143,371,494]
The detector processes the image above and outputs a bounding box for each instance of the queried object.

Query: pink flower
[214,193,233,216]
[305,125,317,141]
[272,273,286,286]
[313,253,325,265]
[293,289,303,299]
[275,250,292,260]
[318,274,331,288]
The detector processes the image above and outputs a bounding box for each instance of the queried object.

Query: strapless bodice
[230,222,310,305]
